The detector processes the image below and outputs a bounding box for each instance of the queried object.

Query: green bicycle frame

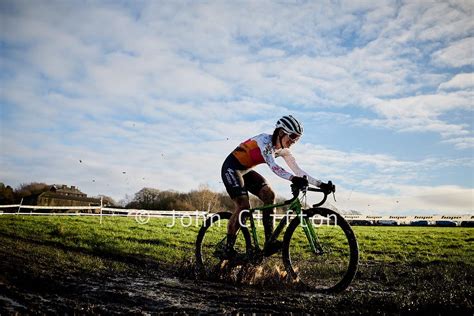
[245,195,320,253]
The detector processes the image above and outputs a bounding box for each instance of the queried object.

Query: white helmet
[275,115,303,136]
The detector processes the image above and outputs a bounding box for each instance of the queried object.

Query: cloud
[441,137,474,150]
[438,73,474,91]
[290,142,473,192]
[360,91,473,148]
[432,37,474,68]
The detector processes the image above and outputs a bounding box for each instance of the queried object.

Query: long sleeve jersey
[231,133,321,186]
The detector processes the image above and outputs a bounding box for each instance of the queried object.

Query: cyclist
[220,115,333,258]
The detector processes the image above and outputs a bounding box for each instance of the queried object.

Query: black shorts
[221,154,268,199]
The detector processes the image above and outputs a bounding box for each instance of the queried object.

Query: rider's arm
[265,152,295,181]
[256,136,295,181]
[279,150,322,187]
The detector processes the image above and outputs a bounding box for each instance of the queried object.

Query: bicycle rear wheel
[282,208,359,293]
[195,211,252,278]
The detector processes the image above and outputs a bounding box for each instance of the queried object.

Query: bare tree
[186,184,221,212]
[127,187,161,209]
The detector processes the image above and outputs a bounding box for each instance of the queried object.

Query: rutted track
[0,250,337,314]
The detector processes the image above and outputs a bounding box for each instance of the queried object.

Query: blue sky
[0,0,473,214]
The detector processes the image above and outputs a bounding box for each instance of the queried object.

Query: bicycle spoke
[283,209,358,293]
[295,227,349,283]
[196,212,251,279]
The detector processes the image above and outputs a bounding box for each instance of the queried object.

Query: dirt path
[0,259,350,314]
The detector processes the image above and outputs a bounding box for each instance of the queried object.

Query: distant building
[38,185,100,207]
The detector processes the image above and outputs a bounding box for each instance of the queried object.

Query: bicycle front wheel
[195,211,252,278]
[282,208,359,293]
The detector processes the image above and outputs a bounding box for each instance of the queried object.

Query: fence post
[17,198,23,215]
[100,196,103,224]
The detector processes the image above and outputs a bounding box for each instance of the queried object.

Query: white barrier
[0,204,472,223]
[0,204,207,219]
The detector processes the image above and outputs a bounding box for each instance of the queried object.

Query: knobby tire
[282,207,359,293]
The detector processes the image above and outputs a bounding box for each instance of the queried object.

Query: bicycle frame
[244,190,322,254]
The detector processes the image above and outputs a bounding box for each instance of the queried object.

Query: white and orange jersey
[231,133,321,186]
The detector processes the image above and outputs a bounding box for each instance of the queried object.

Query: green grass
[0,215,473,271]
[0,215,202,266]
[354,226,474,265]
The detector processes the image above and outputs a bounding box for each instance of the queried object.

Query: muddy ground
[0,235,472,315]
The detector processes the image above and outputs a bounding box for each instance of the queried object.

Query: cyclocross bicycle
[195,182,359,293]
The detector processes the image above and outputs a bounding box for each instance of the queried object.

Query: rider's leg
[221,155,250,251]
[226,195,250,248]
[257,185,276,244]
[258,185,282,256]
[243,171,274,244]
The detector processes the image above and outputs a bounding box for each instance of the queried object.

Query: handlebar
[284,181,336,207]
[307,187,329,207]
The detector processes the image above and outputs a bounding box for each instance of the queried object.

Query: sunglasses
[286,132,300,141]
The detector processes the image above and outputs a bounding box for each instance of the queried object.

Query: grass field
[0,214,473,314]
[1,215,472,266]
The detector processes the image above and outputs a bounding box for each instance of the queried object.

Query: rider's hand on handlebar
[319,181,336,194]
[291,176,309,189]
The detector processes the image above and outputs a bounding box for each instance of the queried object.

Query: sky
[0,0,473,215]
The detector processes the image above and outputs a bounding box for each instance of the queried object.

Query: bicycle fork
[300,213,324,255]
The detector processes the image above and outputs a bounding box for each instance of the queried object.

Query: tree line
[0,182,289,212]
[0,182,50,205]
